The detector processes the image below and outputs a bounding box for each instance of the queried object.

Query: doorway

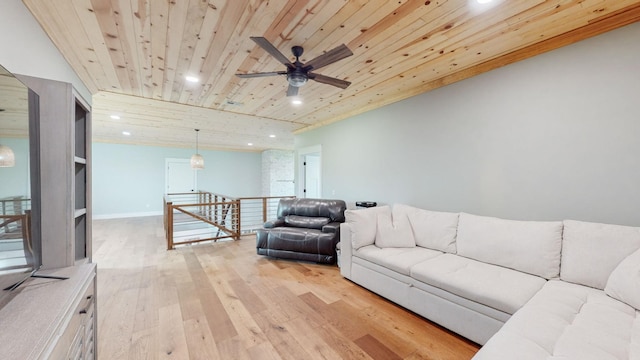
[165,158,197,194]
[298,145,321,198]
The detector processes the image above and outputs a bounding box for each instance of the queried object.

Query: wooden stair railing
[163,192,295,250]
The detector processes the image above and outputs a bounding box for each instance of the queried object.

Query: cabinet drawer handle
[79,309,87,314]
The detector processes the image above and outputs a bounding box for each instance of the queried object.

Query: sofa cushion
[256,228,336,256]
[355,245,442,276]
[605,248,640,310]
[456,213,563,279]
[393,204,458,253]
[410,254,546,315]
[561,220,640,290]
[284,215,330,229]
[375,211,415,248]
[473,280,640,360]
[345,205,391,250]
[277,198,346,222]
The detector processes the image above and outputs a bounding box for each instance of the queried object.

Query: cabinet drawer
[46,276,95,359]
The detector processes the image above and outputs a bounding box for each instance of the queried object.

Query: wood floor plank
[299,292,369,341]
[94,216,480,360]
[198,288,238,343]
[129,327,158,360]
[158,303,189,359]
[132,281,159,333]
[313,324,375,360]
[355,334,403,360]
[183,317,219,360]
[208,275,269,350]
[252,310,312,360]
[285,316,344,360]
[215,336,252,360]
[227,278,268,314]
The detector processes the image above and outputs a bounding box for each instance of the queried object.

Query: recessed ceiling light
[122,131,131,136]
[476,0,493,3]
[110,115,121,120]
[248,143,253,146]
[269,134,276,138]
[185,75,199,83]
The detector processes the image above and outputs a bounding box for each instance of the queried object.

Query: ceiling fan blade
[303,44,353,71]
[309,73,351,89]
[286,85,299,97]
[235,71,286,78]
[250,36,292,66]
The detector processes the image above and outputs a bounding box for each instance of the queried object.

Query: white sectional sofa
[339,204,640,359]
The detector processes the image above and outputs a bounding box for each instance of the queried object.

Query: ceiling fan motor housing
[291,45,304,58]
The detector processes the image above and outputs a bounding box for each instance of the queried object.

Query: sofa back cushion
[393,204,458,253]
[561,220,640,289]
[374,211,416,248]
[604,248,640,310]
[284,215,330,229]
[456,213,563,279]
[277,198,347,223]
[345,205,391,250]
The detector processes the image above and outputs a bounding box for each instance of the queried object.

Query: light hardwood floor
[93,216,480,360]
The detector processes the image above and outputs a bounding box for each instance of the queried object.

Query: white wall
[92,143,262,218]
[0,0,91,101]
[296,22,640,226]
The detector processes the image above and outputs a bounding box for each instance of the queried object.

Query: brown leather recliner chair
[256,198,347,264]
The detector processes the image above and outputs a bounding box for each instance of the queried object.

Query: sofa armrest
[264,219,285,228]
[322,222,341,234]
[339,223,353,279]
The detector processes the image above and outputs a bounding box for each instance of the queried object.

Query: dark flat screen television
[0,64,41,306]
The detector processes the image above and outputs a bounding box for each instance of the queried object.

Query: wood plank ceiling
[22,0,640,151]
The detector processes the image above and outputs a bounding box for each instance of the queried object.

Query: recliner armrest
[264,219,285,228]
[322,222,341,234]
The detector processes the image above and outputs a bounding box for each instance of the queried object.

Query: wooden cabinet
[48,269,96,360]
[0,264,97,359]
[4,75,96,359]
[15,75,92,268]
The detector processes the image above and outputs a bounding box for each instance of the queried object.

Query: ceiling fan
[235,36,353,97]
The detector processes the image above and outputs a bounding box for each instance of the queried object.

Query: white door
[165,158,196,194]
[304,154,321,198]
[297,145,322,198]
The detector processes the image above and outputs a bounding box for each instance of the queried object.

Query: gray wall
[92,143,262,218]
[296,22,640,226]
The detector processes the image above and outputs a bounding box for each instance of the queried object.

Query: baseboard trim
[93,211,163,220]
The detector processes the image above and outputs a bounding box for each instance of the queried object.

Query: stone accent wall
[261,150,294,196]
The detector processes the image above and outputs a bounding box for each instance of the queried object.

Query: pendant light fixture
[0,144,15,167]
[190,129,204,169]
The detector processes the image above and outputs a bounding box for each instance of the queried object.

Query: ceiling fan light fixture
[290,96,303,105]
[287,72,308,87]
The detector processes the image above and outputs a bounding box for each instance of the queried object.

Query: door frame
[297,145,322,198]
